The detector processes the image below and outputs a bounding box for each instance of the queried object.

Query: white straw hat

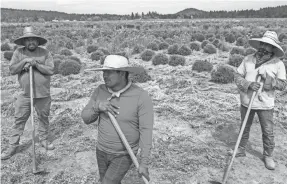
[88,55,145,73]
[249,31,284,57]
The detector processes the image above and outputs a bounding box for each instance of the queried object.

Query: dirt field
[1,19,287,184]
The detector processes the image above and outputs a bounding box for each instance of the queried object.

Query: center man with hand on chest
[81,55,154,184]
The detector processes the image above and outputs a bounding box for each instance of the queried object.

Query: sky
[1,0,287,15]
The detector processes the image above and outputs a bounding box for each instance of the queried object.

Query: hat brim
[14,35,47,46]
[86,66,145,73]
[249,38,284,57]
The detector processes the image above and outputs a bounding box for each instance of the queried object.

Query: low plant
[228,54,245,67]
[141,49,155,61]
[167,44,179,55]
[1,42,10,51]
[211,64,234,84]
[158,42,169,50]
[169,55,185,66]
[91,50,105,61]
[87,45,98,53]
[189,42,201,51]
[58,60,81,76]
[192,60,213,72]
[177,45,191,56]
[147,42,159,51]
[230,46,245,56]
[203,44,217,54]
[60,48,72,56]
[4,51,14,61]
[152,53,169,65]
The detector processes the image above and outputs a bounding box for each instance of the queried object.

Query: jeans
[96,148,133,184]
[9,94,51,145]
[239,105,275,157]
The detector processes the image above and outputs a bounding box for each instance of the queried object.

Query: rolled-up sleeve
[273,61,287,91]
[235,58,252,92]
[81,87,101,124]
[138,91,154,167]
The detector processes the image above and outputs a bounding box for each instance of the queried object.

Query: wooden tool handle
[108,112,149,184]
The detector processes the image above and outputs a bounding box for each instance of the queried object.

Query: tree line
[1,5,287,23]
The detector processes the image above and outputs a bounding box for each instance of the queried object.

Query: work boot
[263,156,275,170]
[1,145,18,160]
[40,140,55,150]
[228,147,246,157]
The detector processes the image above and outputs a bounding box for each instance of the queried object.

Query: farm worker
[81,55,154,183]
[233,31,286,170]
[1,26,55,160]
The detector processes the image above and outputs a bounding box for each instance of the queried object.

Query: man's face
[259,41,273,54]
[103,70,124,88]
[24,37,39,51]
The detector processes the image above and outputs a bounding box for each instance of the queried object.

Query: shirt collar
[107,81,132,100]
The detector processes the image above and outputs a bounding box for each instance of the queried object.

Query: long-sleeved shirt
[81,83,154,167]
[234,54,287,109]
[9,46,54,98]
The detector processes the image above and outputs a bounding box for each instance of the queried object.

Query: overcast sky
[1,0,287,15]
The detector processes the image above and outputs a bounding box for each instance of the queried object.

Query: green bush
[91,50,105,61]
[132,45,145,54]
[218,42,230,52]
[65,41,74,49]
[213,39,220,48]
[4,51,14,61]
[67,56,81,64]
[211,64,234,84]
[195,33,205,42]
[130,68,152,83]
[190,42,201,51]
[203,44,217,54]
[178,45,191,56]
[228,54,245,67]
[60,48,73,56]
[98,47,110,55]
[201,40,210,49]
[53,59,62,74]
[208,37,215,42]
[192,60,213,72]
[87,45,98,53]
[152,53,169,65]
[230,46,245,56]
[147,42,159,51]
[236,37,248,47]
[167,44,179,55]
[141,49,155,61]
[158,42,169,50]
[245,47,257,56]
[115,51,127,57]
[76,40,85,47]
[165,38,174,45]
[1,42,10,51]
[278,33,287,42]
[169,55,186,66]
[58,60,81,76]
[225,33,236,43]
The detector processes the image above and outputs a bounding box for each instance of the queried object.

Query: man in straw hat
[233,31,286,170]
[1,26,55,160]
[81,55,154,183]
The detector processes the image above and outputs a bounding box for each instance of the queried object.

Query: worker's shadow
[212,121,263,160]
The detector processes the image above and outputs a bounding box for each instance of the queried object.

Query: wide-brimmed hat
[249,31,284,57]
[88,55,145,73]
[14,26,47,46]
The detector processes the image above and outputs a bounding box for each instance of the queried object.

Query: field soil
[1,41,287,184]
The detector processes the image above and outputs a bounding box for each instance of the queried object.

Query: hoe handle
[108,112,149,184]
[222,75,262,184]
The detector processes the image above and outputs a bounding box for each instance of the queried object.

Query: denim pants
[239,105,275,157]
[96,148,133,184]
[9,94,51,145]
